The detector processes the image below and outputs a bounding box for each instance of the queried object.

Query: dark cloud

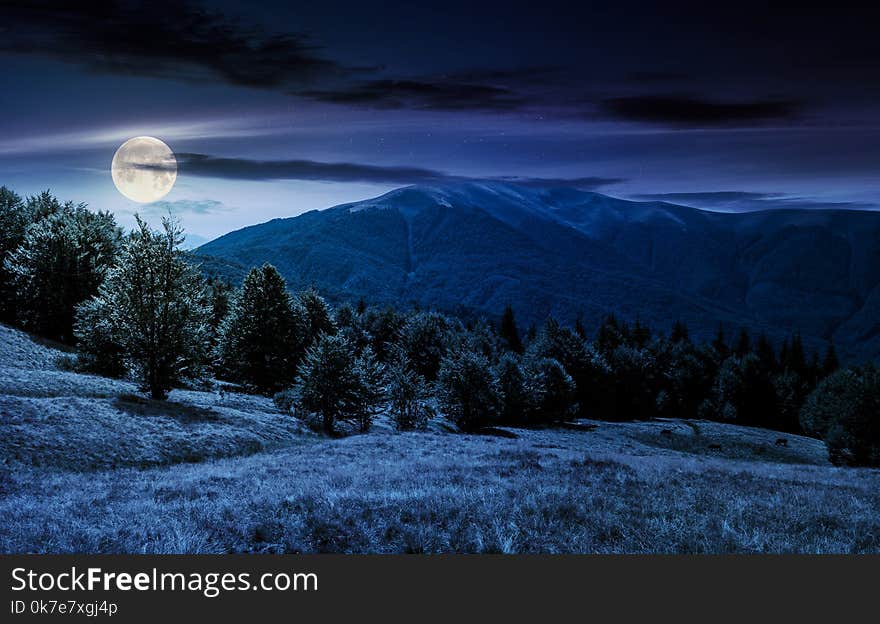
[138,152,621,189]
[301,79,528,111]
[633,191,877,212]
[600,95,803,126]
[0,0,341,88]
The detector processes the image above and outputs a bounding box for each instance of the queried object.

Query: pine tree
[631,317,651,348]
[735,328,751,358]
[755,333,776,372]
[711,323,729,359]
[498,304,523,354]
[298,287,335,339]
[670,319,690,343]
[822,343,840,377]
[217,264,307,395]
[75,216,208,399]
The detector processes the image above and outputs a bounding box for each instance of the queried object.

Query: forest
[1,186,878,467]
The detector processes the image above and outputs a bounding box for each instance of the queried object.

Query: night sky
[1,1,879,240]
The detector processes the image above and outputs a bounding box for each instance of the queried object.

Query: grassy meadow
[1,323,878,554]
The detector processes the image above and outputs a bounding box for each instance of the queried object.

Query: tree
[801,366,880,466]
[437,349,500,432]
[75,216,208,399]
[713,354,777,427]
[494,352,529,424]
[528,319,610,417]
[711,324,729,360]
[670,319,689,343]
[734,328,751,358]
[399,311,450,381]
[217,264,307,394]
[524,357,577,424]
[363,305,405,362]
[595,314,624,356]
[7,200,120,342]
[0,186,28,322]
[386,351,433,430]
[498,304,523,354]
[607,345,657,420]
[290,333,384,434]
[205,278,233,352]
[822,343,839,377]
[298,287,335,339]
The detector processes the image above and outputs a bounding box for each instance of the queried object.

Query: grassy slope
[1,324,878,554]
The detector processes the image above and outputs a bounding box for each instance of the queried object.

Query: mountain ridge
[197,181,880,361]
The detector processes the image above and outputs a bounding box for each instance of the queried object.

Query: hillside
[197,182,880,361]
[2,323,879,553]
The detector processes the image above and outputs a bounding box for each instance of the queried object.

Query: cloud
[301,79,528,112]
[301,67,561,112]
[138,199,227,217]
[632,191,877,212]
[0,0,341,89]
[600,95,802,126]
[0,2,543,114]
[136,152,621,189]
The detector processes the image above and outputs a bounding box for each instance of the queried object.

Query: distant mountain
[196,181,880,361]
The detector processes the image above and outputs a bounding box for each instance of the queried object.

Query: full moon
[111,136,177,203]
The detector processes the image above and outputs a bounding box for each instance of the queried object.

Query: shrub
[801,366,880,466]
[437,349,500,432]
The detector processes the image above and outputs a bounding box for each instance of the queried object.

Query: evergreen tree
[631,317,651,348]
[298,287,335,339]
[670,319,690,343]
[711,324,729,360]
[754,334,777,372]
[574,316,587,340]
[356,297,367,315]
[735,328,751,357]
[291,333,384,434]
[498,304,523,353]
[205,278,233,353]
[595,313,624,356]
[75,216,208,399]
[822,343,840,377]
[217,264,307,395]
[8,200,120,342]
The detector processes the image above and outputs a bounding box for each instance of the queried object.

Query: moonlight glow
[111,136,177,203]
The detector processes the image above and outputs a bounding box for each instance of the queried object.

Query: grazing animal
[708,443,722,451]
[660,429,673,437]
[775,438,788,447]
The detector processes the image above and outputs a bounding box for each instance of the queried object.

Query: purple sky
[1,1,879,241]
